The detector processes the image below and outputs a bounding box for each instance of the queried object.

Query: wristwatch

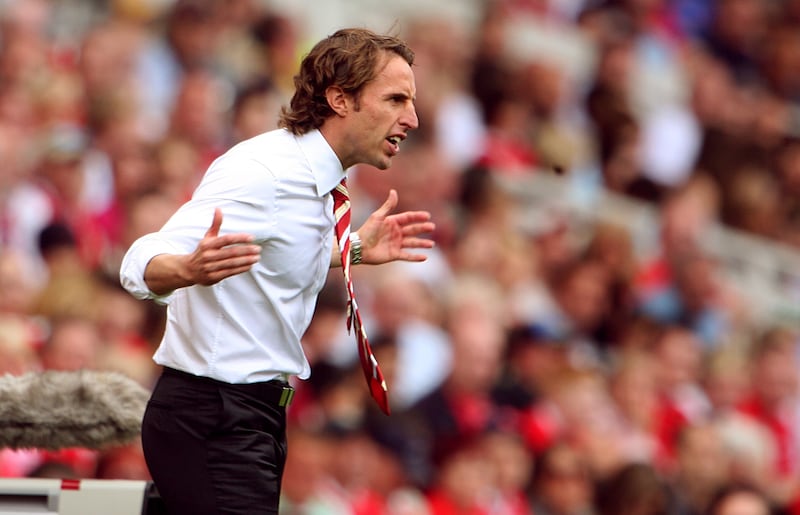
[349,232,363,265]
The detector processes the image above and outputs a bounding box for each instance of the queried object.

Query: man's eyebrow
[386,91,416,100]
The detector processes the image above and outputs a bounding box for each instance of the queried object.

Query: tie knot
[333,178,349,200]
[332,179,350,217]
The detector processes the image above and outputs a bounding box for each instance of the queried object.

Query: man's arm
[129,208,262,297]
[330,239,342,268]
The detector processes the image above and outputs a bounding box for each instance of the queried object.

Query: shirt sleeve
[119,152,277,303]
[119,233,184,304]
[118,196,217,303]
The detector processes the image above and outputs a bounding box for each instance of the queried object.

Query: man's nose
[401,104,419,130]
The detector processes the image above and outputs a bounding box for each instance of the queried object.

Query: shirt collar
[295,129,347,196]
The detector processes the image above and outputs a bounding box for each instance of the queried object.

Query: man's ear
[325,86,349,117]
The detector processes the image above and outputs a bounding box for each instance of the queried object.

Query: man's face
[340,54,418,170]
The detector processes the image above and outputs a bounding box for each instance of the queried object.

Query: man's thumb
[376,189,398,216]
[205,208,223,238]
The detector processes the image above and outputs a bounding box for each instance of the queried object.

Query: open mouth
[386,136,401,154]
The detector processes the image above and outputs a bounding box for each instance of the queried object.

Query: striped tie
[332,179,390,415]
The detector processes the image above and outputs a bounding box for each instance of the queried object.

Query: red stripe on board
[61,479,81,490]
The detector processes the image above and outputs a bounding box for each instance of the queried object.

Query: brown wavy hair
[278,28,415,135]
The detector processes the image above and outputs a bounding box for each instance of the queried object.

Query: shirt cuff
[119,236,183,304]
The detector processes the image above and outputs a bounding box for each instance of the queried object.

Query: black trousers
[141,367,290,515]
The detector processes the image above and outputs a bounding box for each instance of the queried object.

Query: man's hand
[356,189,435,265]
[187,208,262,285]
[144,208,261,295]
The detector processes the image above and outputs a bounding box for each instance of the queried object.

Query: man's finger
[401,222,436,236]
[396,252,428,262]
[373,189,399,217]
[386,211,432,225]
[205,208,223,238]
[402,237,436,249]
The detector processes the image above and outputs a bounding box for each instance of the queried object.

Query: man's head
[279,28,418,169]
[280,28,414,135]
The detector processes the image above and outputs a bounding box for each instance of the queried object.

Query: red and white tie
[332,179,390,414]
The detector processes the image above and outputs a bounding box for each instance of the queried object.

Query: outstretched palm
[356,189,435,264]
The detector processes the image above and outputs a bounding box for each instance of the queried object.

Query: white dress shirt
[120,129,346,383]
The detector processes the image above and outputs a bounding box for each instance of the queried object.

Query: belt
[162,367,295,407]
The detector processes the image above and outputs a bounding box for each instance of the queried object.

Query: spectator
[492,323,569,411]
[426,434,530,515]
[669,422,732,514]
[482,431,534,515]
[703,0,770,86]
[250,12,300,99]
[39,315,102,372]
[0,315,38,376]
[606,351,666,467]
[363,267,452,410]
[648,326,711,460]
[595,462,672,515]
[279,428,352,514]
[166,68,231,167]
[230,77,282,143]
[388,279,510,487]
[705,483,774,515]
[736,326,800,508]
[528,441,595,515]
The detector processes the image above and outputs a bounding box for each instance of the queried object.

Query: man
[120,28,433,515]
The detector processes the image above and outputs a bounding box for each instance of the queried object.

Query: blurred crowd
[1,0,800,513]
